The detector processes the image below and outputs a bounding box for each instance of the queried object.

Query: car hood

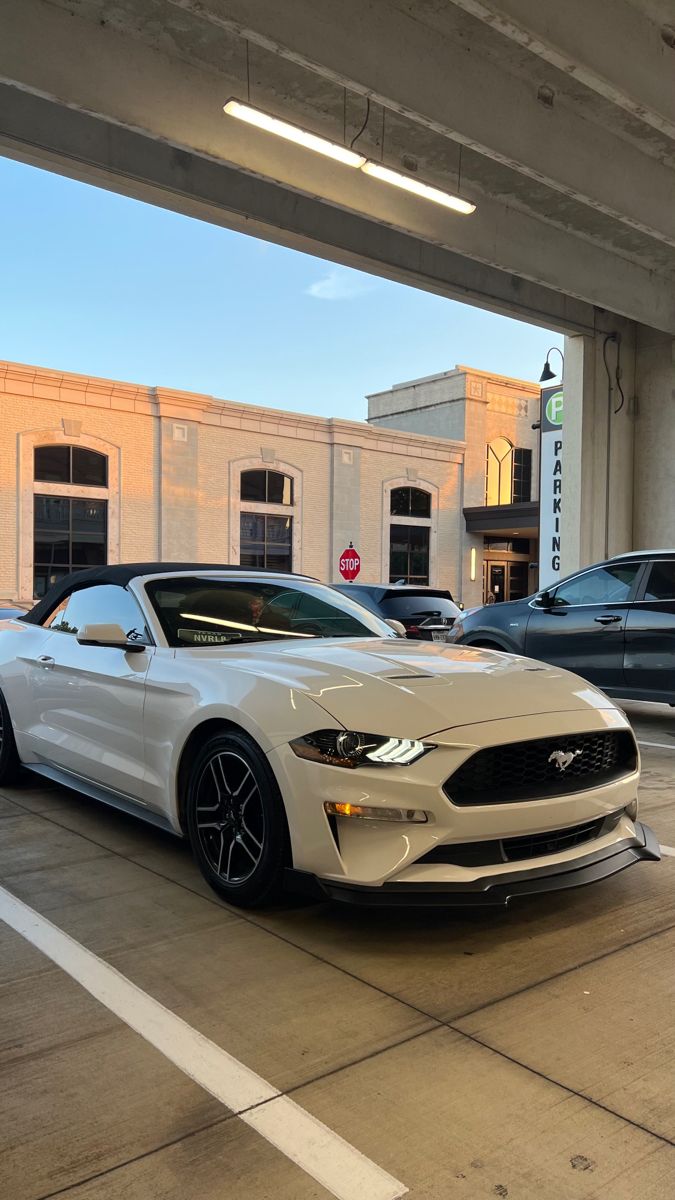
[203,638,618,739]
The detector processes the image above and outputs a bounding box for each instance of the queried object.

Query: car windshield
[145,576,395,647]
[381,591,459,620]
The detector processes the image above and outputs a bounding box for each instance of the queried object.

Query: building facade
[367,365,541,606]
[0,361,465,604]
[0,360,541,607]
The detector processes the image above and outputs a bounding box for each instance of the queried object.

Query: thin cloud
[307,267,378,301]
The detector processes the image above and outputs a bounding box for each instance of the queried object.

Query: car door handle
[37,655,55,668]
[594,615,621,625]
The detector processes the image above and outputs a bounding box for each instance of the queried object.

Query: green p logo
[546,391,564,426]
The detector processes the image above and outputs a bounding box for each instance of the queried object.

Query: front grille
[418,815,614,867]
[444,730,636,806]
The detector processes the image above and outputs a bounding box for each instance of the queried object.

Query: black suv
[449,550,675,703]
[333,584,461,641]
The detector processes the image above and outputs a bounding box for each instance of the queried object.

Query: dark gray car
[448,550,675,704]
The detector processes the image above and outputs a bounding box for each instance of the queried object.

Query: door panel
[27,631,151,798]
[489,564,506,603]
[525,563,642,687]
[19,583,154,801]
[624,560,675,697]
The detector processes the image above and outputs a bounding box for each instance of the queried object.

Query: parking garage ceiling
[2,0,675,332]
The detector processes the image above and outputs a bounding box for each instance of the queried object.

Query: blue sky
[1,156,563,421]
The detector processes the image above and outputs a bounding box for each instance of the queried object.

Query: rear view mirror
[384,618,407,637]
[76,623,146,652]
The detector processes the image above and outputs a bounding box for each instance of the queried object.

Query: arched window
[390,486,431,519]
[34,445,108,488]
[388,486,432,585]
[240,469,293,506]
[33,445,109,597]
[485,439,532,506]
[240,469,294,571]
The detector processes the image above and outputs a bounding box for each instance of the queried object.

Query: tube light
[224,100,366,168]
[362,161,476,214]
[470,548,477,581]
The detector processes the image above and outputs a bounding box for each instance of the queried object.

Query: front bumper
[293,821,660,906]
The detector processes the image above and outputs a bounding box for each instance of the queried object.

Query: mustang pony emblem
[548,748,583,772]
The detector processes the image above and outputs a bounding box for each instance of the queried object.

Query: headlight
[290,729,434,768]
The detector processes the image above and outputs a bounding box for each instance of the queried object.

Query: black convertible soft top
[24,562,309,625]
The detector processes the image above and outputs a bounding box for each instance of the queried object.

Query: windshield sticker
[178,628,241,645]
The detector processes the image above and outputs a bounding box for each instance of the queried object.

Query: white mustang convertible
[0,564,658,907]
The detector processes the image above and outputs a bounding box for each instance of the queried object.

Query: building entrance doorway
[484,557,532,603]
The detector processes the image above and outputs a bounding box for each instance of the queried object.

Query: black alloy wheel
[0,688,21,785]
[186,729,288,907]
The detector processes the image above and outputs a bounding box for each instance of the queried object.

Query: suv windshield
[381,591,459,621]
[145,577,394,647]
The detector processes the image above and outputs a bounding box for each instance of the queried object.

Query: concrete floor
[1,701,674,1199]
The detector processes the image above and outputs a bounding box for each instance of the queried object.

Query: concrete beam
[0,84,599,336]
[445,0,675,143]
[2,0,675,333]
[168,0,675,248]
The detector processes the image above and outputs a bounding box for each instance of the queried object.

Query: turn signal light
[324,802,428,823]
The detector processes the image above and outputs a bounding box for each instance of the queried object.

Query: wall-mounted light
[470,547,477,581]
[539,346,565,383]
[223,99,476,215]
[223,100,366,168]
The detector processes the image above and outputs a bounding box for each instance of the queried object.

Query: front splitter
[292,822,660,907]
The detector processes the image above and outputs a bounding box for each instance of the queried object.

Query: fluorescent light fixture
[223,99,475,215]
[362,160,475,214]
[470,547,477,581]
[223,99,366,168]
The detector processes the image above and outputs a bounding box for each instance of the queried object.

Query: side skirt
[26,763,180,836]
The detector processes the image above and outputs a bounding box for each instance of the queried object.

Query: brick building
[0,360,539,607]
[368,365,541,604]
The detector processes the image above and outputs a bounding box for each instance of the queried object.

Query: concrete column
[561,318,636,574]
[633,328,675,549]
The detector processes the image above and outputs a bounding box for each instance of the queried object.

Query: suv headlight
[290,729,434,768]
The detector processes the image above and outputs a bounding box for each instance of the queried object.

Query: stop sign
[339,543,361,581]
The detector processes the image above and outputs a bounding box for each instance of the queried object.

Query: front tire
[185,729,288,907]
[0,688,21,785]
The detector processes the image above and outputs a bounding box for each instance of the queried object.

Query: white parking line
[0,884,406,1200]
[660,845,675,857]
[638,740,675,751]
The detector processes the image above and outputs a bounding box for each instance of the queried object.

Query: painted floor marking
[659,845,675,858]
[638,740,675,751]
[0,884,406,1200]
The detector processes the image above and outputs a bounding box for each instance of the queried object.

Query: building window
[241,469,293,506]
[240,513,292,571]
[390,486,431,519]
[240,470,295,571]
[389,524,430,585]
[512,448,532,504]
[485,439,532,505]
[34,445,108,488]
[387,485,432,585]
[234,461,301,574]
[484,536,531,554]
[34,496,108,598]
[31,443,111,598]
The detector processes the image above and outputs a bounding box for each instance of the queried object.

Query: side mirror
[536,590,553,608]
[384,618,407,637]
[76,623,146,653]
